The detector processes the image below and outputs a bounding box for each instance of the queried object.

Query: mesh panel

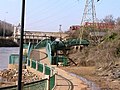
[23,80,47,90]
[45,66,51,75]
[38,63,43,72]
[0,79,47,90]
[31,60,36,69]
[50,74,55,90]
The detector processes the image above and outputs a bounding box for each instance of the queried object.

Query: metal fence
[34,39,51,49]
[31,60,36,69]
[46,43,68,66]
[7,42,56,90]
[9,54,27,64]
[38,62,43,72]
[45,66,51,75]
[23,44,29,49]
[50,74,55,90]
[46,43,52,64]
[0,79,47,90]
[65,38,89,46]
[23,79,47,90]
[56,56,68,66]
[7,57,56,90]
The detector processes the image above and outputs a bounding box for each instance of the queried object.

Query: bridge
[13,27,68,44]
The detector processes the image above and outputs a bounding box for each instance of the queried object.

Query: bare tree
[0,20,13,36]
[116,17,120,25]
[103,15,115,25]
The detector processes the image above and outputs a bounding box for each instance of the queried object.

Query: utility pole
[18,0,25,90]
[59,24,62,40]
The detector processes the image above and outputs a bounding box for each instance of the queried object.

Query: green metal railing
[46,42,68,66]
[65,38,89,46]
[45,66,51,75]
[31,60,36,69]
[57,56,68,66]
[38,62,43,72]
[23,79,47,90]
[28,59,30,66]
[50,74,55,90]
[8,57,56,90]
[34,39,51,49]
[9,54,27,64]
[27,42,34,59]
[8,41,56,90]
[0,79,47,90]
[46,43,52,64]
[23,44,29,49]
[0,85,17,90]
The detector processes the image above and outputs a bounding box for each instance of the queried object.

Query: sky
[0,0,120,32]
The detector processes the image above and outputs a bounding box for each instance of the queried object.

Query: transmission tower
[79,0,98,41]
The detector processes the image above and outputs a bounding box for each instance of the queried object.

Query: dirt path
[39,48,89,90]
[54,68,89,90]
[61,67,120,90]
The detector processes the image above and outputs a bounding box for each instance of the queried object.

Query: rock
[0,69,41,87]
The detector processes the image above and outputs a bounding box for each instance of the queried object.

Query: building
[69,22,115,31]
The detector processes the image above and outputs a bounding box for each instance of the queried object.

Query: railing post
[43,63,46,74]
[36,60,38,70]
[30,59,32,68]
[45,75,50,90]
[50,67,54,76]
[26,58,28,66]
[53,69,57,89]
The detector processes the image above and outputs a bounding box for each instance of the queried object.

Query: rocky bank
[0,69,41,87]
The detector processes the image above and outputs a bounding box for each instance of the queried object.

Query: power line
[26,0,49,16]
[26,0,79,26]
[26,3,79,30]
[26,0,63,20]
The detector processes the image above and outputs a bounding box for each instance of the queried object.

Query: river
[0,47,19,70]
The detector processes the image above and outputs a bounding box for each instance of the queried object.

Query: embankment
[0,38,19,47]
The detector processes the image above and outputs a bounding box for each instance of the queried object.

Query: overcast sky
[0,0,120,32]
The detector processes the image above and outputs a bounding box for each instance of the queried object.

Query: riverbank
[61,66,120,90]
[0,68,43,87]
[0,38,19,47]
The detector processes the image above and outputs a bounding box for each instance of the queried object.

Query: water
[0,47,19,70]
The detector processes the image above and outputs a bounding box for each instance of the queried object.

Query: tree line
[0,20,14,37]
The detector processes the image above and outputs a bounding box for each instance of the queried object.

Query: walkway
[38,48,89,90]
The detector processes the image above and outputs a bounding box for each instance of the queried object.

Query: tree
[103,15,115,25]
[0,28,3,36]
[116,17,120,25]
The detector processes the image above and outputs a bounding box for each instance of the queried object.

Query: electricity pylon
[79,0,99,42]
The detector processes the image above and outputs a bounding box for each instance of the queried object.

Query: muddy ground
[61,66,120,90]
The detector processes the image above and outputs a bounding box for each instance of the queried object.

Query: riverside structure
[0,39,89,90]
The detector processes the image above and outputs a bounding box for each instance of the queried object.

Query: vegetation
[68,15,120,79]
[0,20,13,36]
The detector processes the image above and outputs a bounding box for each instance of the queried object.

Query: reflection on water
[0,47,19,70]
